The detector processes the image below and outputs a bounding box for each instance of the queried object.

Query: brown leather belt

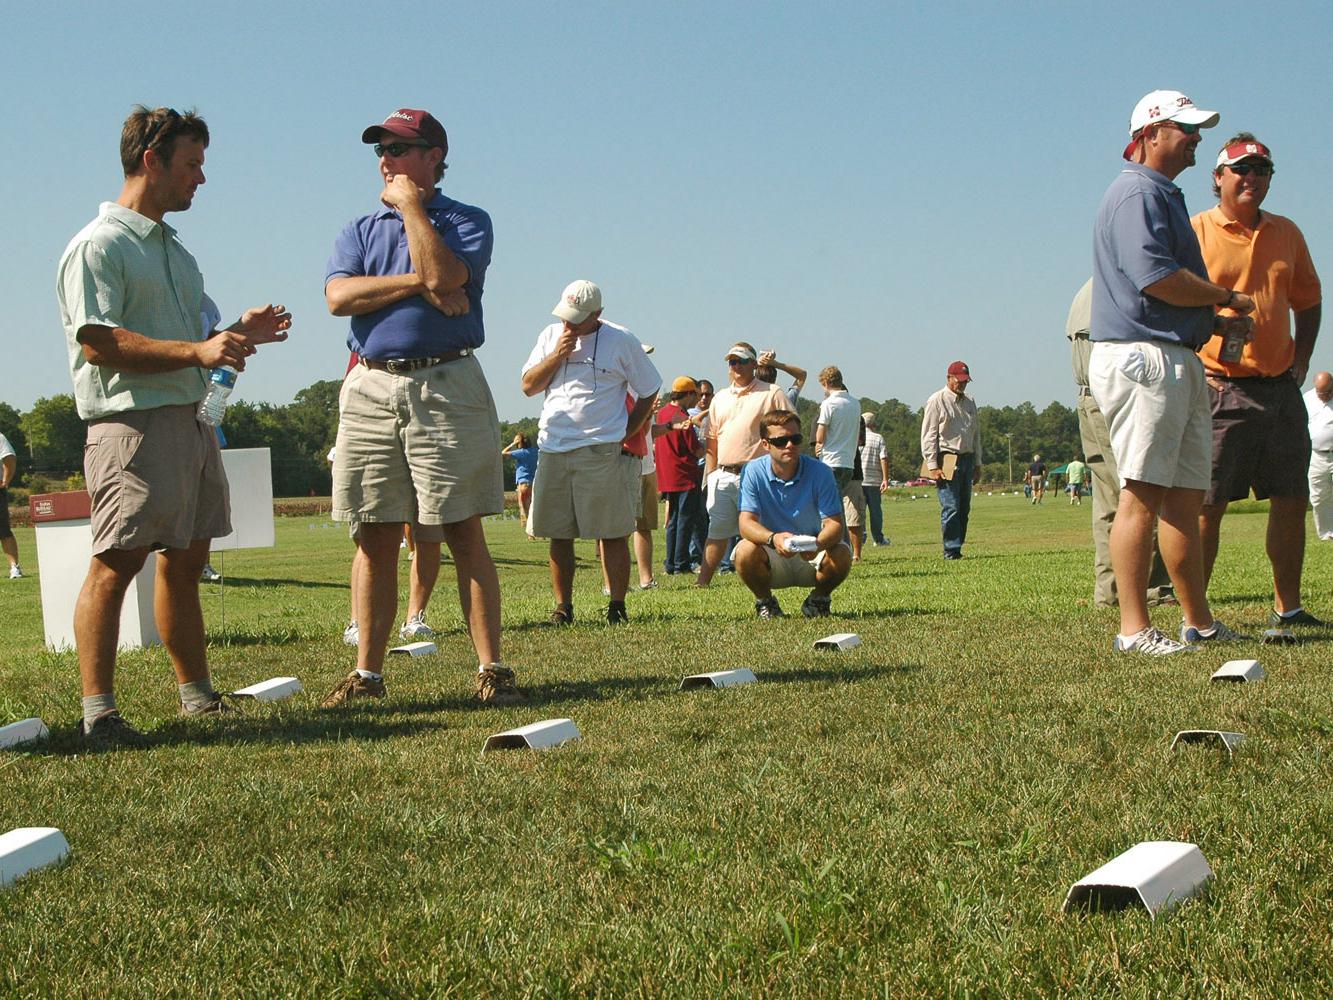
[719,464,744,474]
[360,348,472,374]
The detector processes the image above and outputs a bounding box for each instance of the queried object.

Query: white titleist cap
[553,280,602,323]
[1123,90,1219,159]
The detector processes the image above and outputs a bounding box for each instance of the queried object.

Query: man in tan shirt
[697,342,792,586]
[920,361,982,559]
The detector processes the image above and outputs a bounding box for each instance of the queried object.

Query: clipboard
[919,454,957,481]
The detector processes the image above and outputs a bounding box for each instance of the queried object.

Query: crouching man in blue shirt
[735,410,852,619]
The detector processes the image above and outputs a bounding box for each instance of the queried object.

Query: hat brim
[361,122,421,144]
[553,302,593,323]
[1171,108,1219,128]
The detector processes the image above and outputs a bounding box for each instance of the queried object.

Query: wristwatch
[767,531,776,548]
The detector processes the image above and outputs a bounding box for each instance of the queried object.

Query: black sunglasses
[727,357,755,367]
[1227,163,1273,177]
[763,433,803,448]
[373,141,431,158]
[1158,120,1202,136]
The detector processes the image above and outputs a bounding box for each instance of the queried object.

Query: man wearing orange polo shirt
[1192,133,1323,628]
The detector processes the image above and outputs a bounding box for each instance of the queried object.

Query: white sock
[355,669,382,681]
[1276,606,1303,620]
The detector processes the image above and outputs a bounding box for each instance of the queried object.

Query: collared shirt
[816,389,860,470]
[1066,277,1094,389]
[739,454,842,537]
[1092,161,1213,348]
[325,190,492,359]
[1192,206,1322,377]
[56,202,209,420]
[920,386,981,470]
[522,320,662,454]
[1305,389,1333,453]
[709,379,793,466]
[860,430,886,487]
[654,401,703,492]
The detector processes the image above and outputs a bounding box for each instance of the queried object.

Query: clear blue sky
[9,1,1332,422]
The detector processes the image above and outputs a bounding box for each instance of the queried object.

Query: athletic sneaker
[1114,627,1195,655]
[180,694,235,716]
[639,579,658,590]
[1270,608,1325,627]
[755,596,785,620]
[541,605,574,627]
[605,602,628,625]
[474,664,525,706]
[200,564,222,583]
[801,593,832,618]
[321,671,386,707]
[9,565,23,579]
[1180,620,1252,644]
[399,612,436,640]
[342,621,359,646]
[83,710,149,751]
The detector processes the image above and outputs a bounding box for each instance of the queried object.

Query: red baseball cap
[361,108,448,153]
[947,361,972,383]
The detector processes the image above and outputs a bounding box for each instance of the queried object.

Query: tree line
[1,387,1080,499]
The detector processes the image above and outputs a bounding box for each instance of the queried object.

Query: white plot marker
[482,718,581,754]
[813,633,861,651]
[1262,628,1297,646]
[680,668,758,691]
[0,828,70,889]
[389,641,437,657]
[232,677,302,702]
[1171,730,1245,755]
[1211,659,1265,683]
[0,718,49,750]
[1063,841,1212,918]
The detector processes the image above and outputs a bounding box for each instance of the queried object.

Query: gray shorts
[84,404,231,554]
[1206,374,1310,504]
[530,443,637,540]
[333,356,504,531]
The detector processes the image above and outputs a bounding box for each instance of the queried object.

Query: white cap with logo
[1123,90,1219,159]
[553,280,602,323]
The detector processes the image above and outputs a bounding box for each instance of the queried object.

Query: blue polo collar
[372,189,450,221]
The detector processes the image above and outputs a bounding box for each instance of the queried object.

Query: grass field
[2,492,1332,996]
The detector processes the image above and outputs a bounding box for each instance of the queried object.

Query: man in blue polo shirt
[734,410,851,619]
[323,107,519,706]
[1090,90,1255,656]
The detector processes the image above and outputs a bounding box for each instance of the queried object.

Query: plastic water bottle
[197,366,238,426]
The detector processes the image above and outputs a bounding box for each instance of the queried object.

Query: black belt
[1208,369,1292,383]
[719,464,744,474]
[360,348,472,374]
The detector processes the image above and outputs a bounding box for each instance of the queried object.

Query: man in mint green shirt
[55,106,291,748]
[1065,456,1087,506]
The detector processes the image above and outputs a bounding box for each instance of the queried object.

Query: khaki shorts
[842,478,865,528]
[85,404,231,554]
[531,442,637,540]
[636,470,659,532]
[764,544,843,590]
[1089,339,1211,491]
[705,468,742,539]
[333,356,503,532]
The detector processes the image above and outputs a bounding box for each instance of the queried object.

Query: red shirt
[654,401,702,492]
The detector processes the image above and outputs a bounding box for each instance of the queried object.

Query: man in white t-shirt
[521,280,662,625]
[859,412,890,546]
[1306,371,1333,541]
[0,431,21,578]
[814,366,860,543]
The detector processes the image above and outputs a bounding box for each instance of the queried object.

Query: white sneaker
[342,621,359,646]
[399,612,436,640]
[1113,626,1195,655]
[200,564,221,583]
[8,565,21,579]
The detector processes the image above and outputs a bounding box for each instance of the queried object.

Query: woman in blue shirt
[502,433,539,537]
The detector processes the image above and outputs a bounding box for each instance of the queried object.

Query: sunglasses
[763,433,803,448]
[373,141,431,158]
[1227,163,1273,177]
[727,357,755,367]
[1157,120,1202,136]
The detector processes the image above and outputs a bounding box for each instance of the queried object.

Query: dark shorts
[1206,374,1311,505]
[0,488,11,539]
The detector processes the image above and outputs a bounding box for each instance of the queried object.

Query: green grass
[2,494,1333,996]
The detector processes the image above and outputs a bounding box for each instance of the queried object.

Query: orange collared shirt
[1192,205,1321,377]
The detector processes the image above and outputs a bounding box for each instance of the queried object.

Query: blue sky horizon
[7,1,1331,423]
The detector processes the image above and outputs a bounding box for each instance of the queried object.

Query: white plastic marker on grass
[0,718,49,750]
[1171,730,1245,755]
[1211,659,1265,683]
[232,677,302,702]
[680,668,758,691]
[1063,841,1212,918]
[482,718,581,754]
[389,641,437,657]
[1262,628,1297,646]
[0,828,70,889]
[813,633,860,651]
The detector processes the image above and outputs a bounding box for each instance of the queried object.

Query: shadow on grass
[206,577,348,590]
[762,662,921,685]
[207,630,313,647]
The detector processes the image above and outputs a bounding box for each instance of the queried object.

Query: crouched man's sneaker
[83,710,150,751]
[1180,619,1252,644]
[801,592,832,618]
[1114,627,1194,656]
[755,596,785,620]
[474,664,525,706]
[322,671,386,707]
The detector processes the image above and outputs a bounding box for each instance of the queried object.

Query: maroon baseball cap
[947,361,972,382]
[361,108,448,152]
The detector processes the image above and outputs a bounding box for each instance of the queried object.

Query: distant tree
[21,395,84,474]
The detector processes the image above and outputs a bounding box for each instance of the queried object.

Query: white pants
[1310,449,1333,541]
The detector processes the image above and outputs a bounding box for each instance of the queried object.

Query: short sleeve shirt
[816,390,861,470]
[0,432,14,463]
[860,430,885,487]
[654,401,703,492]
[56,202,209,419]
[510,447,539,485]
[325,191,492,358]
[709,381,793,466]
[739,454,842,536]
[1091,162,1213,348]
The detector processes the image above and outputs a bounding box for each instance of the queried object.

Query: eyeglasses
[1227,163,1274,177]
[763,433,803,448]
[373,141,431,158]
[727,358,755,367]
[1157,120,1202,136]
